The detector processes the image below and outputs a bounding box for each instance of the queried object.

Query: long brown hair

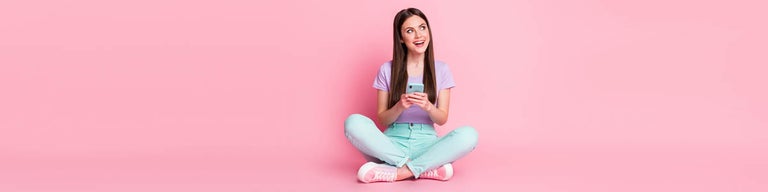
[388,8,437,109]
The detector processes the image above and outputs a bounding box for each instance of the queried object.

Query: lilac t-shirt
[373,61,456,125]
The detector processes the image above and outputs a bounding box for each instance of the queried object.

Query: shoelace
[421,169,439,178]
[372,168,396,182]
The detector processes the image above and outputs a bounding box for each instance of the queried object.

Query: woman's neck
[406,52,425,77]
[406,52,425,68]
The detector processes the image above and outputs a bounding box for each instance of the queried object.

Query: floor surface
[2,144,766,192]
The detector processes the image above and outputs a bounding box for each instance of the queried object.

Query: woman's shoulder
[435,60,451,73]
[435,60,448,67]
[378,61,393,73]
[380,60,393,68]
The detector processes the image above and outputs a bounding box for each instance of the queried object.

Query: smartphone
[406,83,425,94]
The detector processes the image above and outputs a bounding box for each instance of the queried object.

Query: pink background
[2,0,767,191]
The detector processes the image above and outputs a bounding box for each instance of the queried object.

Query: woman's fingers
[406,93,427,99]
[403,93,431,110]
[407,98,427,105]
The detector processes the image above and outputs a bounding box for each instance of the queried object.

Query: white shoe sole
[357,162,379,183]
[443,163,454,181]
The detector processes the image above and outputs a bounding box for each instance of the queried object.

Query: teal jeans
[344,114,478,178]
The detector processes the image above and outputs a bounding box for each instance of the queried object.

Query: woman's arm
[377,90,409,127]
[427,89,451,125]
[380,88,451,126]
[408,89,451,126]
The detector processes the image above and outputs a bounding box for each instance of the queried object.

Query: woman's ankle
[396,165,415,180]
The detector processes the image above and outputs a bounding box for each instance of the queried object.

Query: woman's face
[400,16,430,55]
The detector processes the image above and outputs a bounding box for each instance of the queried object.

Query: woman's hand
[406,92,434,112]
[398,93,414,110]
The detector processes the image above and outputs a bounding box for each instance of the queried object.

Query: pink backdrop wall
[2,0,767,191]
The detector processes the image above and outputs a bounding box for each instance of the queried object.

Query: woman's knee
[344,114,374,136]
[451,126,479,147]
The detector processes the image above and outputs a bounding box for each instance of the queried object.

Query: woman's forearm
[378,105,405,127]
[427,106,448,126]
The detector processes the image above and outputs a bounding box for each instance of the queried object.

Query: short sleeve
[372,62,391,91]
[437,61,456,90]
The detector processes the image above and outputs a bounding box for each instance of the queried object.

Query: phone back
[406,83,425,93]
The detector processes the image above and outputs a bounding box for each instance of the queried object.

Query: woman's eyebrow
[404,23,426,29]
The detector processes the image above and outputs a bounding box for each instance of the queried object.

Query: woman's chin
[408,49,428,55]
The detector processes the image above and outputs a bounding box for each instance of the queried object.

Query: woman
[344,8,478,183]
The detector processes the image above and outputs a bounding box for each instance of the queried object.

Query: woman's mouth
[414,41,425,48]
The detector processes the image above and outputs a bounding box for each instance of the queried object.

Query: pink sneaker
[357,162,398,183]
[419,163,453,181]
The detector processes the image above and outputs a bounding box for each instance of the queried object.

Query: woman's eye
[420,26,426,30]
[406,29,413,33]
